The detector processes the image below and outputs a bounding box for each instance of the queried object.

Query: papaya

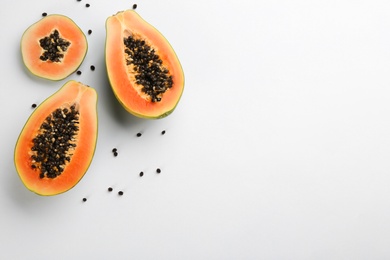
[105,10,185,119]
[21,14,87,81]
[14,81,98,196]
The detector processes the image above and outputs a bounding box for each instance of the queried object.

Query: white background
[1,0,390,259]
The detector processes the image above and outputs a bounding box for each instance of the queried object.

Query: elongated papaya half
[21,14,87,81]
[105,10,184,119]
[14,81,98,196]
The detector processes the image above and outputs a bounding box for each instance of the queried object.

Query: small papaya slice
[14,81,98,196]
[105,10,185,119]
[21,14,88,81]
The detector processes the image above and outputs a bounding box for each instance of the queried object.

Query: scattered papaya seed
[108,187,113,192]
[77,0,81,1]
[156,168,161,174]
[112,148,117,153]
[42,12,47,17]
[139,171,144,177]
[82,198,87,202]
[86,3,90,7]
[133,4,137,9]
[136,132,142,137]
[88,29,92,35]
[31,103,37,108]
[90,65,95,71]
[118,191,124,196]
[161,130,166,135]
[113,151,118,157]
[76,70,82,75]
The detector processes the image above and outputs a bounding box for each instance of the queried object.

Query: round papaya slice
[21,14,88,81]
[14,81,98,196]
[105,10,185,119]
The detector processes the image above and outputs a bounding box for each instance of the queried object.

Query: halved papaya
[105,10,185,119]
[14,81,98,196]
[21,14,87,81]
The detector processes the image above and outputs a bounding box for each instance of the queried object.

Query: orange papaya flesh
[105,10,184,119]
[14,81,98,196]
[21,14,87,81]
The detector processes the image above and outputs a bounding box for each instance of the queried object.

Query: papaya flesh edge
[105,10,185,119]
[14,81,98,196]
[20,14,88,81]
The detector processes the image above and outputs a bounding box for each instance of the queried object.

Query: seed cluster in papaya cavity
[39,29,71,62]
[124,36,173,102]
[31,104,79,179]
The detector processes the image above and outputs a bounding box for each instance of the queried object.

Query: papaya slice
[21,14,87,81]
[14,81,98,196]
[105,10,185,119]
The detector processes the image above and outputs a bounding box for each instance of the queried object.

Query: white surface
[1,0,390,259]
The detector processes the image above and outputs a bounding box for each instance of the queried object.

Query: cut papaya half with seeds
[21,14,88,81]
[105,10,185,119]
[14,81,98,196]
